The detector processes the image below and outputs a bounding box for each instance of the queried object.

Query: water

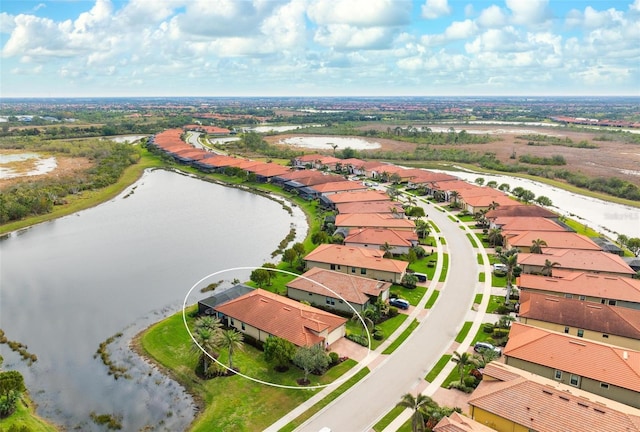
[432,167,639,238]
[0,169,307,431]
[0,152,57,179]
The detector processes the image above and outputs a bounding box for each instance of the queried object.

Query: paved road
[299,201,479,431]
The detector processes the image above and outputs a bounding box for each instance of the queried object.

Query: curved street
[290,197,489,432]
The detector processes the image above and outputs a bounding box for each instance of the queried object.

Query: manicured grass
[476,253,484,265]
[425,290,440,309]
[491,273,508,288]
[447,215,457,222]
[425,354,452,382]
[439,253,449,282]
[471,326,497,345]
[382,319,419,355]
[478,272,485,283]
[347,314,408,351]
[563,217,602,238]
[457,214,476,222]
[487,295,506,314]
[409,254,438,281]
[455,321,473,343]
[473,294,483,305]
[441,364,462,388]
[0,392,59,432]
[398,418,413,432]
[391,285,427,306]
[429,221,441,233]
[440,237,447,245]
[278,366,370,432]
[139,308,358,432]
[373,405,406,432]
[466,233,478,248]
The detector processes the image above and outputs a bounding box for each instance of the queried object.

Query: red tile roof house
[517,249,636,278]
[335,213,416,232]
[503,322,640,409]
[457,189,517,214]
[433,412,496,432]
[518,291,640,351]
[213,288,347,348]
[485,204,558,220]
[322,190,391,210]
[286,267,391,314]
[344,228,418,255]
[247,162,291,183]
[406,171,458,190]
[517,271,640,310]
[339,158,367,175]
[468,361,640,432]
[292,154,341,170]
[309,180,368,196]
[503,231,602,252]
[428,179,482,202]
[336,200,405,216]
[490,216,567,232]
[303,244,409,284]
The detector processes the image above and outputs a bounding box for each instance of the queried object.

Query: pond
[0,169,307,431]
[277,136,381,150]
[0,152,57,179]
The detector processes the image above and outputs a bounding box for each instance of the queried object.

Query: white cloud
[505,0,551,26]
[0,13,16,34]
[308,0,411,27]
[421,0,451,19]
[631,0,640,12]
[314,24,394,50]
[477,5,507,28]
[464,4,474,18]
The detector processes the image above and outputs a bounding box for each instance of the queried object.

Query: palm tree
[415,219,430,239]
[542,259,560,276]
[396,393,435,432]
[488,201,500,211]
[499,249,519,301]
[192,327,221,375]
[449,190,459,205]
[351,307,375,339]
[530,238,547,254]
[487,228,504,247]
[380,242,394,258]
[451,351,478,385]
[220,329,244,371]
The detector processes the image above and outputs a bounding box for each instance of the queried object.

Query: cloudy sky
[1,0,639,98]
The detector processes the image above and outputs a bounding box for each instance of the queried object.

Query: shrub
[448,381,474,393]
[329,351,340,365]
[463,375,478,388]
[482,323,495,334]
[373,331,384,341]
[492,328,510,339]
[387,306,399,318]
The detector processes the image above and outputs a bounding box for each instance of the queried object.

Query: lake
[0,169,307,431]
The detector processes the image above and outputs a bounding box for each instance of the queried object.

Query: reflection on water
[0,169,307,431]
[0,152,57,179]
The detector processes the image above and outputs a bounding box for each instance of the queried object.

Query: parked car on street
[389,298,410,310]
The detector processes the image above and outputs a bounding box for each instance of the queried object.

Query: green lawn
[476,253,484,265]
[491,273,508,288]
[457,214,475,222]
[382,319,419,355]
[139,308,358,432]
[440,237,447,245]
[478,272,485,283]
[429,221,441,233]
[347,314,408,351]
[466,233,478,248]
[439,254,449,282]
[373,405,406,432]
[409,254,438,281]
[391,284,427,306]
[425,354,452,382]
[455,321,473,343]
[473,294,483,305]
[0,392,59,432]
[448,215,457,222]
[425,290,440,309]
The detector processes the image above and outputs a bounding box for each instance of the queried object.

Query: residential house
[339,158,367,175]
[503,231,602,252]
[344,228,418,255]
[406,171,457,190]
[303,244,408,284]
[286,267,391,314]
[197,284,254,315]
[503,322,640,408]
[517,249,636,278]
[321,190,390,210]
[518,291,640,350]
[429,180,481,202]
[485,205,558,221]
[433,412,496,432]
[468,361,640,432]
[309,180,368,196]
[249,162,291,182]
[592,237,625,256]
[213,288,347,348]
[292,154,341,170]
[457,189,516,214]
[517,271,640,310]
[335,213,416,232]
[490,216,567,232]
[336,201,405,216]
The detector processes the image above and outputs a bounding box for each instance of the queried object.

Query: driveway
[297,198,480,431]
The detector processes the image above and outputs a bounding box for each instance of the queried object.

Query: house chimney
[623,351,629,360]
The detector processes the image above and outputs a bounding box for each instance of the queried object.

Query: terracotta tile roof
[249,163,291,177]
[335,213,416,230]
[295,154,326,163]
[469,362,640,432]
[518,249,635,275]
[328,190,391,204]
[505,231,602,251]
[430,180,480,192]
[518,272,640,303]
[345,228,417,248]
[340,158,367,166]
[336,201,405,215]
[519,291,640,340]
[229,159,263,170]
[458,187,508,199]
[213,288,347,347]
[304,244,409,274]
[299,175,348,186]
[486,205,557,219]
[360,161,388,170]
[433,412,496,432]
[287,267,391,305]
[277,170,326,181]
[198,155,242,168]
[407,171,458,185]
[461,194,517,208]
[493,217,566,232]
[504,323,640,392]
[310,181,368,194]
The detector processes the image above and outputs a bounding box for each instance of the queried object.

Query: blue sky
[1,0,639,97]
